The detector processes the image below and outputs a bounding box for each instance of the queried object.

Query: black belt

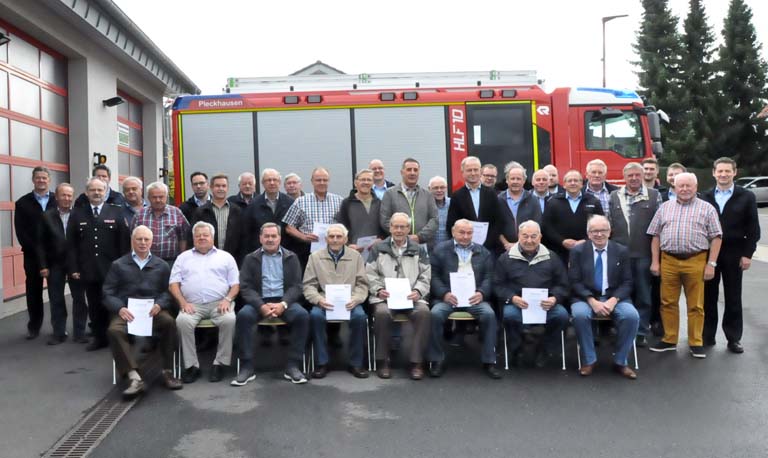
[663,251,705,260]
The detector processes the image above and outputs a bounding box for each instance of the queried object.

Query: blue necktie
[594,249,604,295]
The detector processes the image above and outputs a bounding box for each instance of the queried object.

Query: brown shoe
[376,361,391,379]
[162,370,183,390]
[612,364,637,380]
[579,363,595,376]
[410,364,425,380]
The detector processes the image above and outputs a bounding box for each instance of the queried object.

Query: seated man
[304,224,370,379]
[495,220,570,368]
[171,222,240,383]
[427,219,501,379]
[367,212,431,380]
[570,215,639,379]
[233,223,309,386]
[103,225,182,399]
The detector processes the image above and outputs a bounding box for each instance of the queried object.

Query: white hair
[428,176,447,188]
[146,181,169,196]
[518,220,541,233]
[122,176,143,191]
[238,172,256,184]
[326,223,348,238]
[192,221,215,237]
[284,173,302,183]
[260,169,280,182]
[390,212,412,226]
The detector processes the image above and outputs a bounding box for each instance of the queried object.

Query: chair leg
[560,330,566,371]
[310,343,315,374]
[237,358,240,373]
[112,359,116,385]
[633,338,639,370]
[367,318,374,372]
[577,341,582,370]
[503,326,509,370]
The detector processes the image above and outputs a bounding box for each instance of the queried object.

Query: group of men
[13,153,759,398]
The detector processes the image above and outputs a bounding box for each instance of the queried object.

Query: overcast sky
[114,0,767,95]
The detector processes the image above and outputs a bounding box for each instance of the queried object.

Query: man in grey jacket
[380,158,438,246]
[367,213,431,380]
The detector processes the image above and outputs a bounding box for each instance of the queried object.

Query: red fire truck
[170,71,662,201]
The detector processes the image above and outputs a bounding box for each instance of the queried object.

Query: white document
[325,284,352,321]
[310,223,330,253]
[521,288,548,324]
[127,298,154,336]
[356,235,378,261]
[471,221,489,245]
[384,278,413,310]
[450,271,476,308]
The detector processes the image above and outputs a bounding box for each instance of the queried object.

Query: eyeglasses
[588,229,610,235]
[482,174,497,179]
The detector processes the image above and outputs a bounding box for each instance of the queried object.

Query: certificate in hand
[384,278,413,310]
[325,284,352,321]
[127,298,154,336]
[356,235,377,261]
[310,223,331,253]
[521,288,548,324]
[450,271,476,308]
[471,221,489,245]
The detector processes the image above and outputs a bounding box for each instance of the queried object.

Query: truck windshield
[585,110,643,158]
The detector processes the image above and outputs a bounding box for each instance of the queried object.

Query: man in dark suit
[68,178,130,351]
[498,161,542,251]
[74,165,124,209]
[543,164,564,196]
[179,171,210,222]
[446,156,504,254]
[542,170,604,262]
[702,157,761,353]
[14,166,56,339]
[190,174,243,264]
[569,215,639,379]
[37,183,86,345]
[227,172,257,209]
[242,169,294,254]
[659,162,687,202]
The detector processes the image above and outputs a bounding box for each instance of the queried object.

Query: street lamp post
[602,14,629,87]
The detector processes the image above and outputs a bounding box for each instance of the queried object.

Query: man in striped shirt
[131,181,190,266]
[647,173,722,359]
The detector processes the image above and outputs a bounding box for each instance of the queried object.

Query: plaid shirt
[434,197,451,245]
[282,192,342,233]
[131,205,190,259]
[585,184,611,216]
[646,197,722,254]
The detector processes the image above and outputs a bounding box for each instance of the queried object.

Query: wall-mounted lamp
[102,96,125,107]
[0,33,11,47]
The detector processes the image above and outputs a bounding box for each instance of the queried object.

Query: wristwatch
[707,261,717,267]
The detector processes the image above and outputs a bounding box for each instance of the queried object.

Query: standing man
[67,178,130,351]
[283,173,304,201]
[367,213,431,380]
[642,157,661,189]
[380,158,439,247]
[103,225,182,398]
[569,216,639,379]
[303,224,370,379]
[584,159,618,216]
[120,176,147,226]
[607,162,660,347]
[37,183,83,345]
[530,169,551,214]
[660,163,687,202]
[369,159,395,200]
[428,176,451,248]
[427,220,501,379]
[14,166,56,339]
[179,172,210,222]
[191,174,243,264]
[647,173,722,358]
[74,165,125,208]
[499,161,542,251]
[336,169,386,254]
[481,164,499,189]
[131,182,190,266]
[233,223,309,386]
[446,156,503,253]
[172,222,240,383]
[227,172,257,209]
[542,170,604,262]
[242,169,294,254]
[543,164,564,195]
[702,157,760,353]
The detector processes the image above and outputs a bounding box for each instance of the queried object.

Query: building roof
[291,60,346,76]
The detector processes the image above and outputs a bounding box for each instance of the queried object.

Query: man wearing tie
[569,215,639,379]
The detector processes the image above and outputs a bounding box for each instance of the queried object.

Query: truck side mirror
[647,112,662,141]
[652,141,663,156]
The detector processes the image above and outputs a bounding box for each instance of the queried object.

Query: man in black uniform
[14,166,56,339]
[68,178,130,351]
[179,171,210,222]
[74,165,124,208]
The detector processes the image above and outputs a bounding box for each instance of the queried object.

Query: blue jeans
[428,301,497,364]
[310,304,367,368]
[503,304,569,354]
[630,257,652,336]
[236,302,309,367]
[571,299,639,366]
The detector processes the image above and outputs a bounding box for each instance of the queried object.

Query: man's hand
[71,272,81,280]
[588,297,611,317]
[468,291,483,306]
[562,239,578,250]
[180,301,196,315]
[149,304,162,317]
[740,257,752,271]
[540,296,557,311]
[511,295,529,310]
[377,289,390,300]
[408,234,420,243]
[349,244,362,252]
[407,290,421,301]
[40,269,49,278]
[217,299,231,314]
[261,302,286,318]
[345,300,358,311]
[118,307,135,322]
[305,232,319,242]
[318,299,334,311]
[650,261,660,277]
[443,292,458,307]
[703,264,715,281]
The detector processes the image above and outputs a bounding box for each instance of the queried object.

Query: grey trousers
[373,302,430,363]
[176,300,236,369]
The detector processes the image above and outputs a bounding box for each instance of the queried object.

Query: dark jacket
[446,185,504,253]
[190,201,244,263]
[702,186,760,258]
[608,187,660,258]
[241,192,294,253]
[498,190,543,244]
[14,191,56,253]
[227,193,254,210]
[568,240,633,303]
[430,240,494,302]
[541,192,604,260]
[74,188,124,209]
[179,196,207,223]
[37,208,70,269]
[102,254,172,314]
[336,191,386,245]
[67,203,130,282]
[239,247,303,308]
[495,243,570,305]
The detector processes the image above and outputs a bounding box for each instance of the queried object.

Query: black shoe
[230,366,256,386]
[703,338,716,347]
[25,330,40,340]
[85,339,108,351]
[483,364,502,379]
[428,361,444,378]
[47,335,67,345]
[311,365,328,379]
[689,346,707,359]
[727,341,744,354]
[635,335,648,348]
[534,351,552,369]
[182,366,201,384]
[348,366,370,379]
[209,364,223,382]
[649,341,677,352]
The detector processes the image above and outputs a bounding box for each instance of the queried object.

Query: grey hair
[260,169,280,182]
[238,172,256,184]
[674,172,698,185]
[85,177,106,190]
[326,223,348,238]
[623,162,643,174]
[504,161,527,180]
[460,156,481,170]
[146,181,169,196]
[586,159,608,172]
[355,168,374,180]
[122,176,143,191]
[192,221,215,237]
[131,224,153,239]
[260,222,282,235]
[587,214,611,231]
[390,212,411,226]
[518,220,541,233]
[452,218,474,230]
[284,173,302,183]
[428,176,447,188]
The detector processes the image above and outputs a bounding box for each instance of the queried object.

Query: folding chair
[309,317,370,373]
[501,325,566,371]
[256,316,308,374]
[370,312,410,371]
[575,315,639,370]
[177,319,240,375]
